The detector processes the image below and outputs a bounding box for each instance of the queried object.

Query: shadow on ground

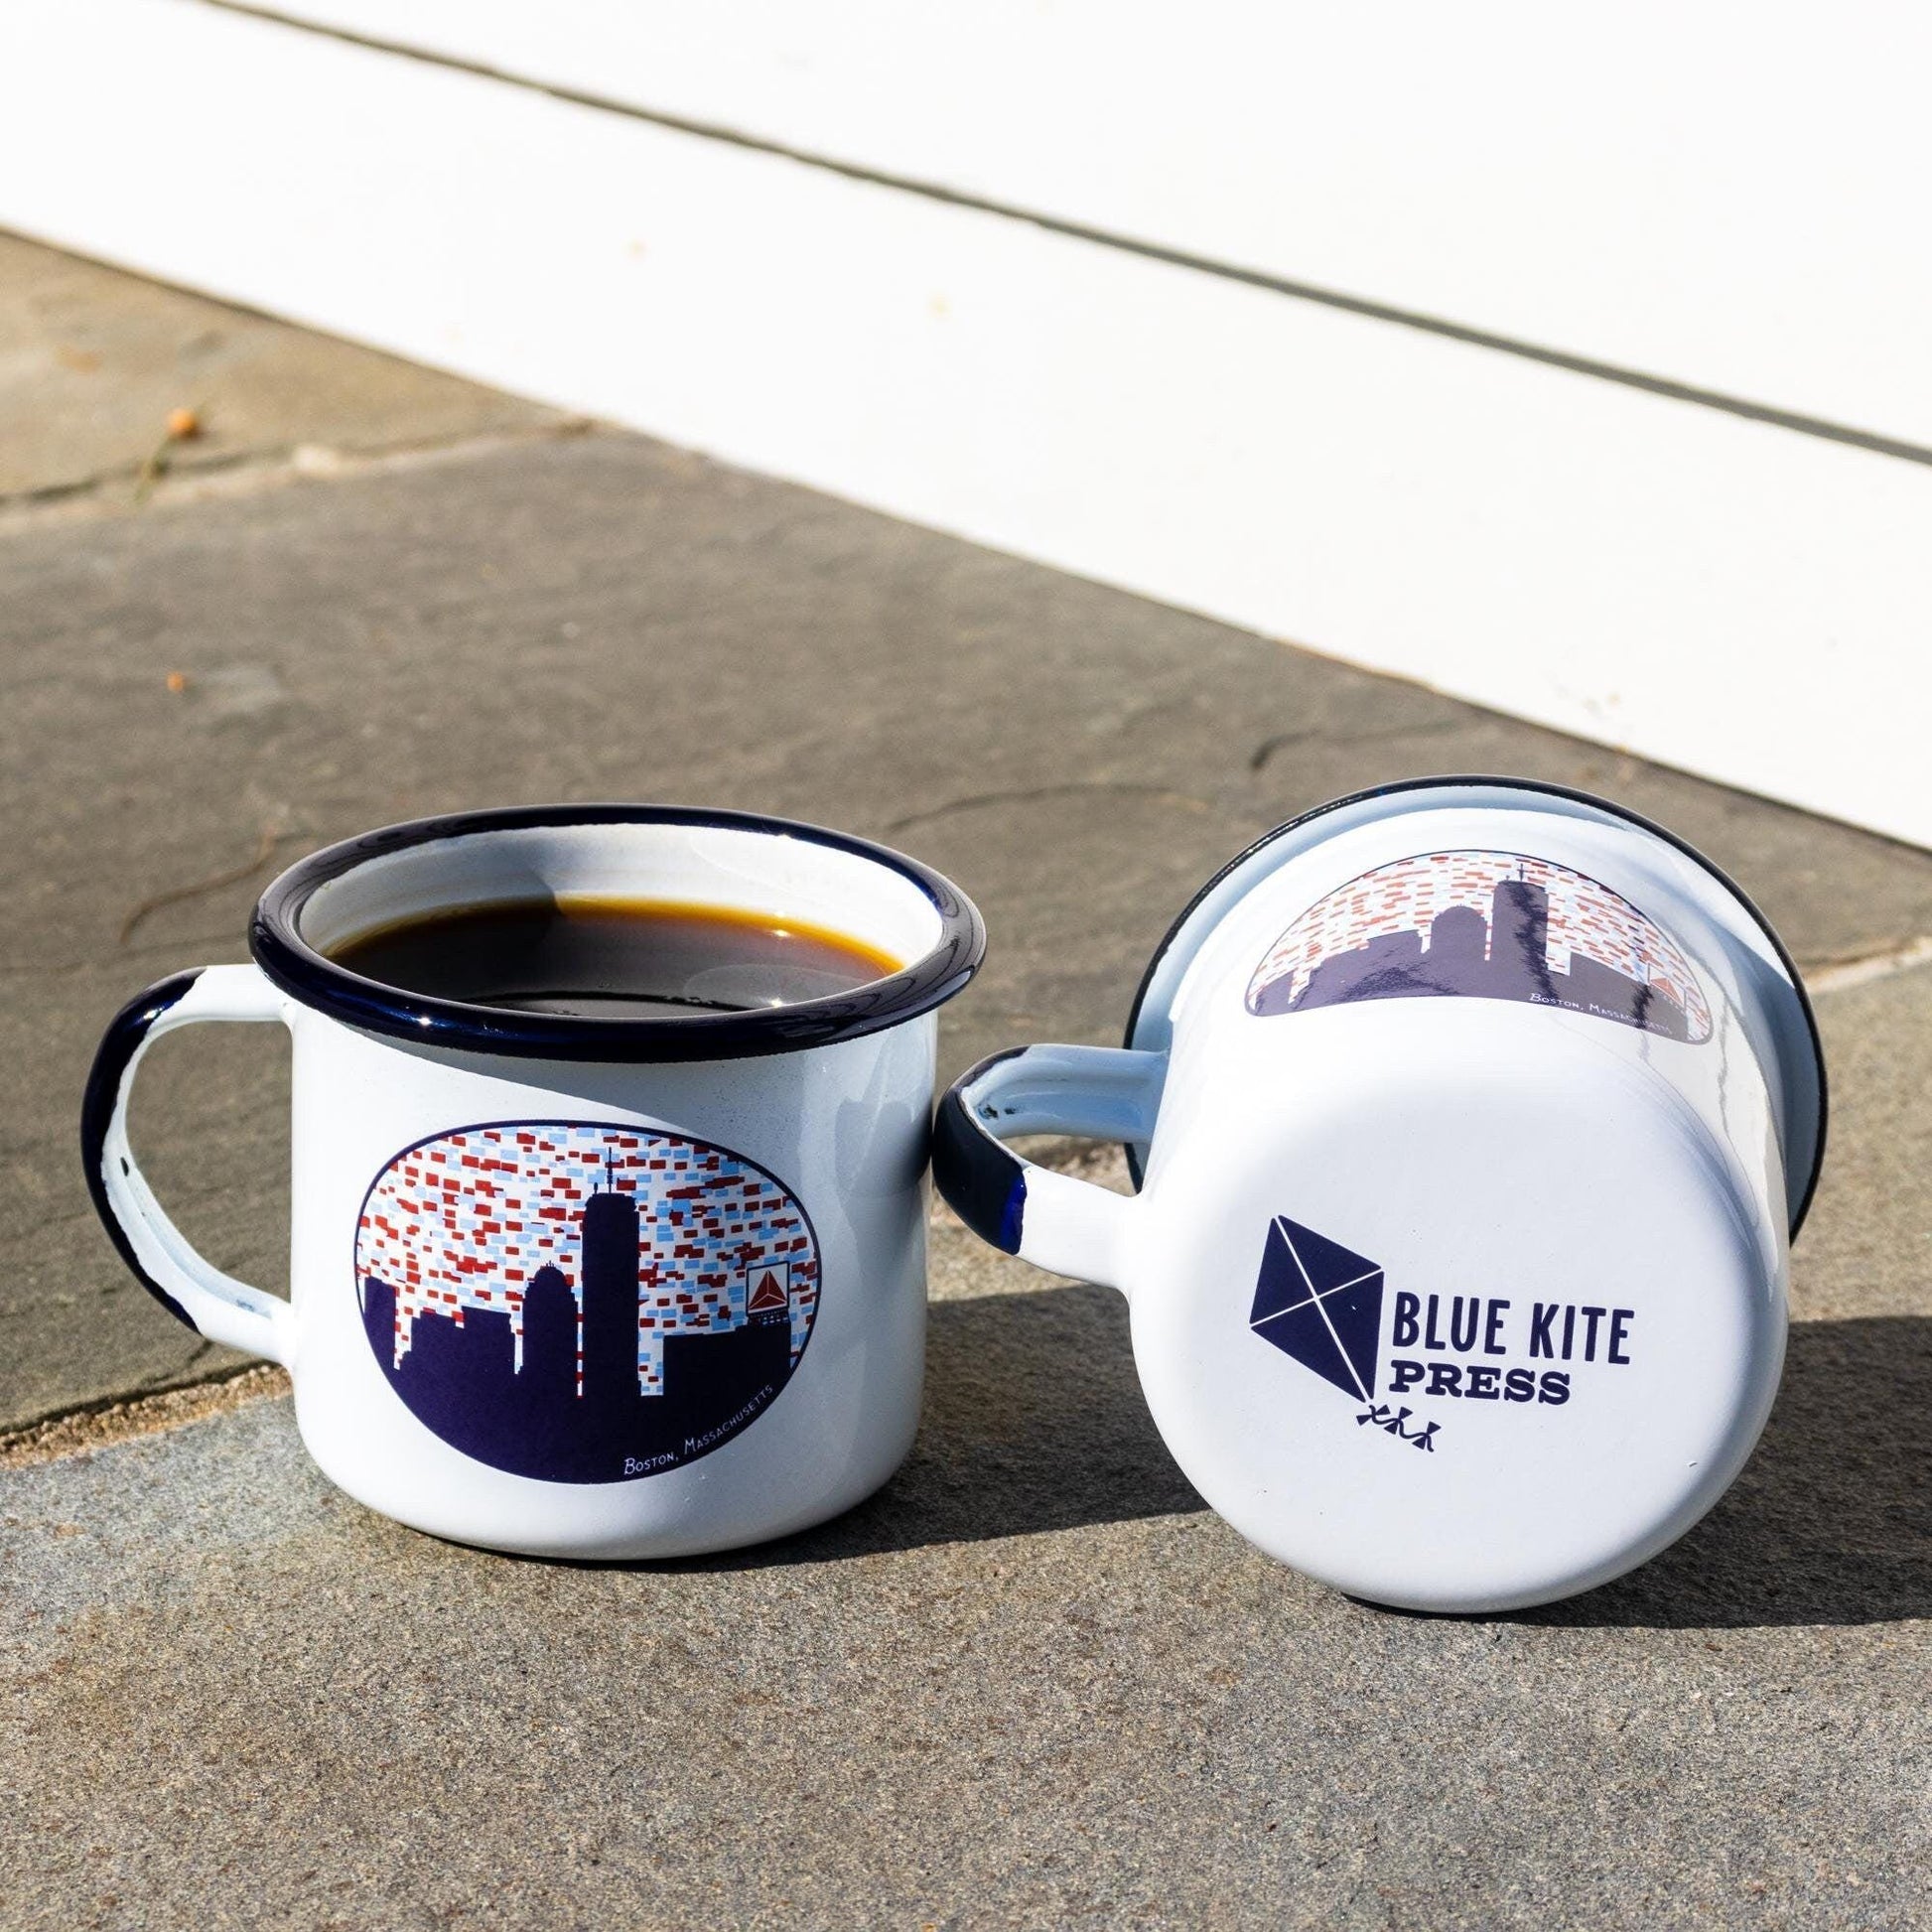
[1525,1314,1932,1629]
[682,1295,1932,1629]
[676,1283,1205,1569]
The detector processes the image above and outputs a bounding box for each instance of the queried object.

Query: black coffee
[330,897,901,1019]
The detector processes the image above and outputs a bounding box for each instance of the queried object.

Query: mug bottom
[294,1378,923,1562]
[311,1440,917,1562]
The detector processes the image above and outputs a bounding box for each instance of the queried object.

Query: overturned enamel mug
[933,777,1824,1612]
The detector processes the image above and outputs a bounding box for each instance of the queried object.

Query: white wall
[253,0,1932,453]
[2,0,1923,843]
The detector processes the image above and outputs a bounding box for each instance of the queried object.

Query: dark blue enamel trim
[1122,774,1829,1237]
[931,1049,1030,1256]
[996,1173,1029,1255]
[251,804,986,1064]
[80,970,204,1332]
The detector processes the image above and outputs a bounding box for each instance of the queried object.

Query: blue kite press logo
[1249,1212,1642,1449]
[355,1122,820,1483]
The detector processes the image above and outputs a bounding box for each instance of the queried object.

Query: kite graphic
[1248,1214,1384,1402]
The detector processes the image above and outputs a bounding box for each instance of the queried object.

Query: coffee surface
[329,897,901,1019]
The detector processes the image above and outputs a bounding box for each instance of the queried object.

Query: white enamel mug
[933,778,1824,1612]
[83,806,984,1558]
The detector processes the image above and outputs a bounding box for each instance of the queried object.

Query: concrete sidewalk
[3,235,1930,1927]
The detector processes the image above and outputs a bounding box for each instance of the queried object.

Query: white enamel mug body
[83,806,984,1559]
[933,779,1824,1613]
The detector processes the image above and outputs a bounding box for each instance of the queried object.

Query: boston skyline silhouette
[360,1162,793,1483]
[1251,874,1697,1040]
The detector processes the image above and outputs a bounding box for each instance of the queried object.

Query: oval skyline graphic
[355,1121,820,1482]
[1246,850,1714,1042]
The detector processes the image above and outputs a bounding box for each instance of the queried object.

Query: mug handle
[930,1044,1163,1294]
[81,964,295,1365]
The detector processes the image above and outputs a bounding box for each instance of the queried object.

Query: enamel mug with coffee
[83,806,984,1559]
[933,778,1824,1613]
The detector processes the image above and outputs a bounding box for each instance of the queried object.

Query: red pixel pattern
[354,1125,820,1393]
[1246,849,1713,1038]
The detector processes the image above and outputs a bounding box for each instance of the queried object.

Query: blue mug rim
[250,803,986,1063]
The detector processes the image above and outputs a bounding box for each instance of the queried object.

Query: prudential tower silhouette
[580,1154,642,1421]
